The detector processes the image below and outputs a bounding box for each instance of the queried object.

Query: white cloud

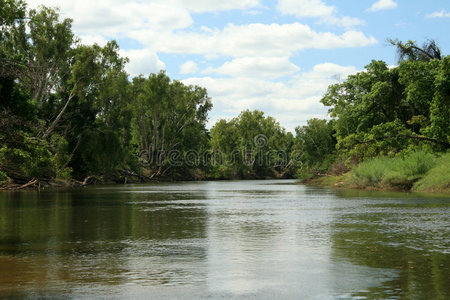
[183,63,358,131]
[150,0,261,13]
[27,0,194,36]
[180,61,199,74]
[205,56,300,79]
[78,34,109,46]
[367,0,397,12]
[320,16,365,28]
[27,1,376,60]
[131,23,376,58]
[119,49,166,77]
[25,0,376,131]
[278,0,336,18]
[426,10,450,18]
[277,0,365,28]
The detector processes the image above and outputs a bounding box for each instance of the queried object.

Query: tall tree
[388,38,442,62]
[131,72,212,178]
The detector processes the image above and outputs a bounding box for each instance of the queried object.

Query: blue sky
[28,0,450,132]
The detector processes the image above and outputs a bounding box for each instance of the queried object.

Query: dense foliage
[1,1,449,189]
[209,110,294,179]
[0,1,212,184]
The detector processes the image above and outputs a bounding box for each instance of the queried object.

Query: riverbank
[0,172,294,191]
[303,152,450,195]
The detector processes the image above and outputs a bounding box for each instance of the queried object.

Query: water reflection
[0,186,209,297]
[0,181,449,298]
[330,191,450,299]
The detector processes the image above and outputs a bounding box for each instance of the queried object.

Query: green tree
[388,38,442,62]
[428,56,450,146]
[293,118,336,177]
[131,72,212,178]
[210,110,294,179]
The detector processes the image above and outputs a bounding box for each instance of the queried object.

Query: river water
[0,179,449,299]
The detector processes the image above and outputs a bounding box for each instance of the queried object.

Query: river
[0,179,449,299]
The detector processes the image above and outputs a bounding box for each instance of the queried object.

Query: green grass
[413,152,450,193]
[352,151,438,190]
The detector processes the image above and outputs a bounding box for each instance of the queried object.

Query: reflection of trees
[330,192,450,299]
[0,189,207,294]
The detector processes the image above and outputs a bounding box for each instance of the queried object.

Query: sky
[26,0,450,132]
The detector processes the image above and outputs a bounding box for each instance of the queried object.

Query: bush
[413,152,450,192]
[329,160,350,176]
[353,157,390,186]
[353,151,438,190]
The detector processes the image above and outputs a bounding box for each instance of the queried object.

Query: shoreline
[1,171,448,196]
[0,175,294,191]
[302,172,450,196]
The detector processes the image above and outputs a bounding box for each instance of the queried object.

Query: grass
[413,152,450,193]
[302,151,450,194]
[352,151,439,191]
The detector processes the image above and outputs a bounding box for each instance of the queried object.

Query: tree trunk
[43,87,76,139]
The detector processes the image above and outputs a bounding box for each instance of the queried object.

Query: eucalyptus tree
[131,72,212,178]
[209,110,294,179]
[388,38,442,62]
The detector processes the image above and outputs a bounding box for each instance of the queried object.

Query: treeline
[0,2,214,184]
[298,41,449,176]
[0,1,295,185]
[1,1,449,188]
[297,39,449,191]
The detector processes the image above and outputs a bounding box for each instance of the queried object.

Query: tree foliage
[1,3,448,187]
[210,110,294,179]
[0,2,212,184]
[131,72,212,178]
[321,47,449,163]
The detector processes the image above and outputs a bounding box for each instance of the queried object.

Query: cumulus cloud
[205,56,300,79]
[25,0,376,131]
[27,0,194,37]
[27,1,376,60]
[119,49,166,77]
[78,34,109,46]
[184,63,358,131]
[131,23,376,58]
[180,61,199,74]
[277,0,365,28]
[278,0,336,18]
[367,0,397,12]
[150,0,261,13]
[426,10,450,18]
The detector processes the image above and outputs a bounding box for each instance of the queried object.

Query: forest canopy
[0,0,449,189]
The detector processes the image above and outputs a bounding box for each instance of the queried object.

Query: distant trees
[131,72,212,178]
[293,118,336,177]
[210,110,294,179]
[1,1,448,187]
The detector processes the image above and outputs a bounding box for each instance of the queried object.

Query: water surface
[0,180,449,299]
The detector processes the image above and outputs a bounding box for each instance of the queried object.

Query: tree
[428,56,450,146]
[388,38,442,62]
[293,119,336,177]
[1,4,75,106]
[210,110,294,179]
[321,55,449,163]
[131,72,212,178]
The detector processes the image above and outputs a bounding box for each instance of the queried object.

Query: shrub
[352,151,438,190]
[413,152,450,192]
[353,157,390,186]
